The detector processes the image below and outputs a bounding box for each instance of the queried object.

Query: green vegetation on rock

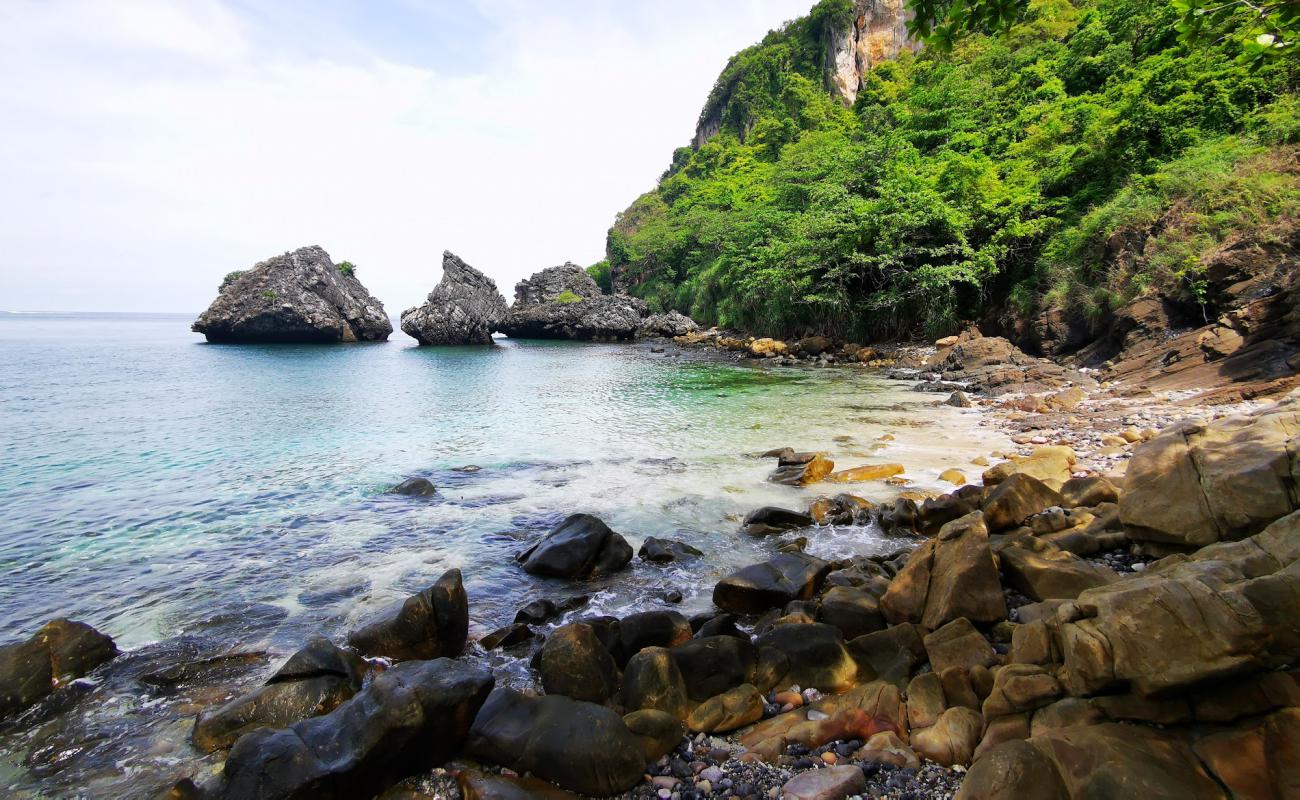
[586,260,613,293]
[607,0,1298,338]
[554,290,584,304]
[219,271,247,291]
[338,261,357,277]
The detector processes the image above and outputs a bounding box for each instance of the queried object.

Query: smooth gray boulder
[400,251,508,345]
[193,246,391,343]
[502,264,648,341]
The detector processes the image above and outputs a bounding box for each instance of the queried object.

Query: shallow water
[0,312,1007,797]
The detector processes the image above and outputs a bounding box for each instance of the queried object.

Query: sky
[0,0,813,313]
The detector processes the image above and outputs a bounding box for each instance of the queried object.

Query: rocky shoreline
[3,324,1298,799]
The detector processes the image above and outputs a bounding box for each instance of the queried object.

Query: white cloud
[0,0,812,313]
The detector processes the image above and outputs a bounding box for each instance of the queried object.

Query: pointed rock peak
[400,250,507,346]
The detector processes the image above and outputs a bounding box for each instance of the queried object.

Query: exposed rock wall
[400,251,507,346]
[824,0,920,106]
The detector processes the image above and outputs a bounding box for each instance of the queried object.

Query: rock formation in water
[400,251,508,346]
[192,246,391,343]
[501,263,649,341]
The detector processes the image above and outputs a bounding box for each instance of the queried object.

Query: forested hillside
[605,0,1298,340]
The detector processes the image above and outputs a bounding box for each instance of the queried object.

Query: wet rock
[755,623,860,693]
[388,478,436,497]
[695,613,745,640]
[638,537,703,563]
[0,618,117,719]
[538,623,619,704]
[946,390,974,408]
[780,764,866,800]
[670,636,757,701]
[400,251,507,345]
[826,463,905,483]
[1121,398,1300,546]
[713,554,831,615]
[686,683,764,733]
[816,586,886,639]
[192,637,368,753]
[466,688,647,796]
[983,447,1076,492]
[623,708,686,762]
[769,455,835,486]
[742,506,815,536]
[347,569,468,661]
[502,264,648,341]
[622,647,688,718]
[517,514,633,579]
[880,512,1006,628]
[845,624,927,689]
[513,596,589,626]
[982,474,1066,532]
[907,672,946,730]
[480,624,536,651]
[615,610,693,665]
[193,245,391,343]
[216,658,493,800]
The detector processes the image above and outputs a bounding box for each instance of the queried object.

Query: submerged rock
[400,251,508,345]
[192,246,391,343]
[215,658,493,800]
[192,637,367,753]
[388,477,435,497]
[501,264,648,341]
[346,569,468,661]
[0,618,117,719]
[516,514,633,579]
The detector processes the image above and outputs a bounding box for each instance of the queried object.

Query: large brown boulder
[755,623,860,693]
[0,619,117,719]
[999,539,1118,601]
[954,739,1068,800]
[880,512,1006,629]
[621,647,688,719]
[1121,395,1300,546]
[347,569,468,661]
[1193,707,1300,799]
[1031,723,1226,799]
[713,554,831,614]
[982,473,1065,532]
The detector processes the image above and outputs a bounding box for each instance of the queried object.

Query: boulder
[769,455,835,486]
[513,596,589,626]
[216,658,493,800]
[1030,723,1227,799]
[923,618,997,674]
[1059,476,1119,509]
[983,448,1076,492]
[907,672,947,730]
[742,506,814,536]
[670,636,757,701]
[780,765,866,800]
[538,623,619,704]
[480,624,536,651]
[685,683,764,733]
[193,637,367,753]
[400,251,508,345]
[879,512,1006,629]
[1193,708,1300,799]
[517,514,633,579]
[713,554,831,614]
[502,264,648,341]
[637,537,703,563]
[755,623,860,693]
[193,245,391,343]
[981,664,1062,718]
[999,539,1118,601]
[910,706,983,766]
[636,310,698,339]
[817,586,886,639]
[954,740,1068,800]
[982,474,1065,532]
[347,569,468,661]
[614,610,693,665]
[826,463,905,483]
[388,477,435,497]
[1121,397,1300,546]
[622,647,688,719]
[845,624,928,689]
[623,709,685,762]
[0,618,117,719]
[457,770,578,800]
[466,688,648,796]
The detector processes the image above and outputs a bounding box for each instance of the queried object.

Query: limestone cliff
[823,0,919,106]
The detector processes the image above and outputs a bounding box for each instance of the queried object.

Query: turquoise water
[0,312,1005,796]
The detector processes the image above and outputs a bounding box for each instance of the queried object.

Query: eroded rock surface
[400,251,508,345]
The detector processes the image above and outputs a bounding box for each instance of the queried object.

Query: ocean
[0,312,1004,796]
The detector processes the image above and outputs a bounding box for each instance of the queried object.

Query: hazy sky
[0,0,812,313]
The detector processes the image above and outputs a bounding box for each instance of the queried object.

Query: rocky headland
[192,246,392,344]
[401,251,509,346]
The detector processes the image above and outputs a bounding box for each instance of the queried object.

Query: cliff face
[823,0,918,106]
